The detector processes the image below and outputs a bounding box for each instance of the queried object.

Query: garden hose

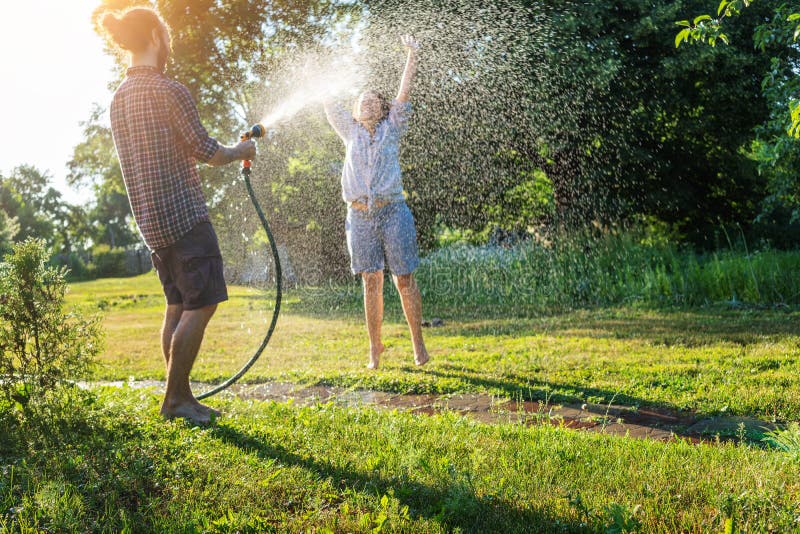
[196,124,281,400]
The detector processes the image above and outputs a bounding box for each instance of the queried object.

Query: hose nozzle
[240,124,265,175]
[240,123,266,142]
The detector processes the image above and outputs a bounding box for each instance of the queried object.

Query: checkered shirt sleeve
[169,83,220,163]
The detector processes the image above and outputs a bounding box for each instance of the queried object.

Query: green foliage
[674,0,755,47]
[415,224,800,311]
[89,244,129,279]
[0,165,89,254]
[0,239,102,414]
[676,1,800,227]
[0,208,18,255]
[50,252,93,282]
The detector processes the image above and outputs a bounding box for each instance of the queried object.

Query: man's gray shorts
[346,201,420,275]
[151,222,228,310]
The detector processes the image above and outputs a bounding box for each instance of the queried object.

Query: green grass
[1,267,797,531]
[2,388,799,533]
[69,273,800,421]
[415,233,800,310]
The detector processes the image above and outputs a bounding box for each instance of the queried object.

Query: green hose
[196,166,282,400]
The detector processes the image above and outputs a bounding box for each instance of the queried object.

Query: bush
[0,239,102,414]
[90,244,128,278]
[50,251,93,281]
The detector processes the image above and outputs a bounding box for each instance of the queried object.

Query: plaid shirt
[110,66,220,250]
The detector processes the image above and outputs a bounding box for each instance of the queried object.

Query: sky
[0,1,116,204]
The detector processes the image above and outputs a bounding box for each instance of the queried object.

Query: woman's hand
[401,35,420,54]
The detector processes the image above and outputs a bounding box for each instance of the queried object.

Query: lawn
[2,273,798,532]
[70,273,800,421]
[2,389,799,532]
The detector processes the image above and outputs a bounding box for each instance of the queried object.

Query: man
[102,7,255,423]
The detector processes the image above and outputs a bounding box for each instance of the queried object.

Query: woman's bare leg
[393,273,429,366]
[362,271,385,369]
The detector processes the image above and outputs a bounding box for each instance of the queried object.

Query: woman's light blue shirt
[325,100,411,209]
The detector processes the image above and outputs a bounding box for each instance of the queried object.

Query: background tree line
[6,0,800,281]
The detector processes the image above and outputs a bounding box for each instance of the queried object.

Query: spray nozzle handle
[240,124,265,173]
[240,123,266,142]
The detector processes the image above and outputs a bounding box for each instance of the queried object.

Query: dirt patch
[91,380,778,444]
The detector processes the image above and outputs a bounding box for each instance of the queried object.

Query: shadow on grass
[416,309,800,347]
[209,423,585,534]
[413,364,687,416]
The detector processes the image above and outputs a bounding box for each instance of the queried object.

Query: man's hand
[207,139,257,167]
[237,139,257,160]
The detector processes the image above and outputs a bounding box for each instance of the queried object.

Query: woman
[324,35,429,370]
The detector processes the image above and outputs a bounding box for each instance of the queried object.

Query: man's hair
[101,7,169,53]
[353,90,391,122]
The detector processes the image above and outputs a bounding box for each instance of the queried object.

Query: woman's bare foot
[160,402,211,425]
[414,345,430,366]
[367,343,385,370]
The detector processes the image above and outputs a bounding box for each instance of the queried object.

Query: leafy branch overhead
[676,0,800,48]
[676,1,800,47]
[674,0,754,47]
[676,1,800,137]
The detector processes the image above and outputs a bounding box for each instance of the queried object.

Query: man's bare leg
[161,304,219,422]
[161,303,221,419]
[363,271,385,369]
[161,303,183,367]
[393,273,429,366]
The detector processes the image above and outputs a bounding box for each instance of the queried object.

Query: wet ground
[92,380,778,444]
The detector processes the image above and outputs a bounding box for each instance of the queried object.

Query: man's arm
[207,140,257,167]
[396,35,419,104]
[169,83,255,166]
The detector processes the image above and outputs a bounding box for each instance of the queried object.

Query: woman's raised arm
[396,35,419,103]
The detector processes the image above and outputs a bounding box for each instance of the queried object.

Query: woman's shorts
[346,201,420,275]
[151,221,228,310]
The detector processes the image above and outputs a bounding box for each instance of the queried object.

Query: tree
[0,166,88,254]
[362,0,774,245]
[677,1,800,233]
[72,0,358,278]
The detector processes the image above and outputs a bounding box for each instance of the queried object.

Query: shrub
[50,251,93,281]
[0,239,102,414]
[90,244,128,278]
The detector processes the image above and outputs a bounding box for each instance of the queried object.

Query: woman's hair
[101,7,169,53]
[353,91,391,122]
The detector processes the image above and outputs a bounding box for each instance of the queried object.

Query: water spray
[196,123,282,400]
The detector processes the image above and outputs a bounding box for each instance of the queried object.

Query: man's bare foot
[414,346,430,366]
[367,343,385,370]
[194,401,222,418]
[161,401,211,425]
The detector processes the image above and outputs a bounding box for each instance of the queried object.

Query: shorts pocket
[178,254,216,296]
